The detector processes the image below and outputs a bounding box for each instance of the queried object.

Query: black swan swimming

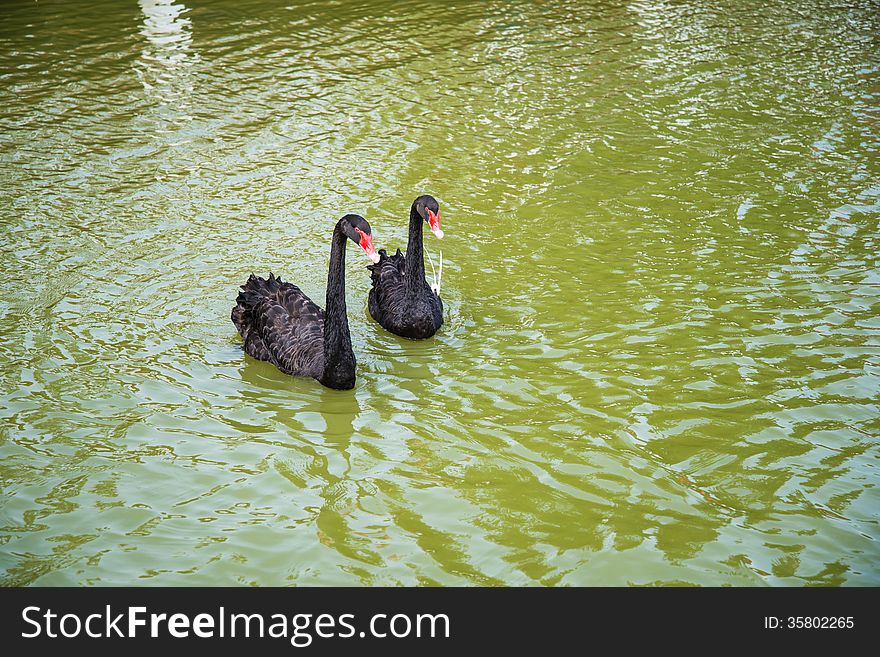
[231,214,380,390]
[367,195,444,339]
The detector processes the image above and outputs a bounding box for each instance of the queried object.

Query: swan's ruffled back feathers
[231,273,325,377]
[367,249,407,321]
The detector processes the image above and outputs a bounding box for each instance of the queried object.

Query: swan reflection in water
[137,0,197,98]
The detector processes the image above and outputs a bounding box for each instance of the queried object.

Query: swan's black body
[232,215,375,390]
[367,196,443,339]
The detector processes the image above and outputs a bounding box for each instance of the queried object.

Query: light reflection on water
[0,0,878,585]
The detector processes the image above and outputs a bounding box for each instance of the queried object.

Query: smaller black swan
[367,195,444,339]
[231,214,380,390]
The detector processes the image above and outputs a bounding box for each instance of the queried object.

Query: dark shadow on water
[234,355,389,580]
[235,354,361,447]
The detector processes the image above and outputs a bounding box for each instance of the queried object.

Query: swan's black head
[412,194,443,240]
[339,214,380,263]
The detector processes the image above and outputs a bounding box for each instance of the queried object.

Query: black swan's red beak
[357,228,380,263]
[426,208,444,239]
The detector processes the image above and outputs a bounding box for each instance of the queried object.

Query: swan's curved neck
[319,224,355,389]
[406,206,426,295]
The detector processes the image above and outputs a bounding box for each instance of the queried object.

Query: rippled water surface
[1,0,879,586]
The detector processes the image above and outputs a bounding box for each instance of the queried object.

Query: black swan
[367,195,444,339]
[231,214,380,390]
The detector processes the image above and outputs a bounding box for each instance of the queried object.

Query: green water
[1,0,879,586]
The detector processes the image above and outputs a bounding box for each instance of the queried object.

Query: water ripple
[1,0,878,585]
